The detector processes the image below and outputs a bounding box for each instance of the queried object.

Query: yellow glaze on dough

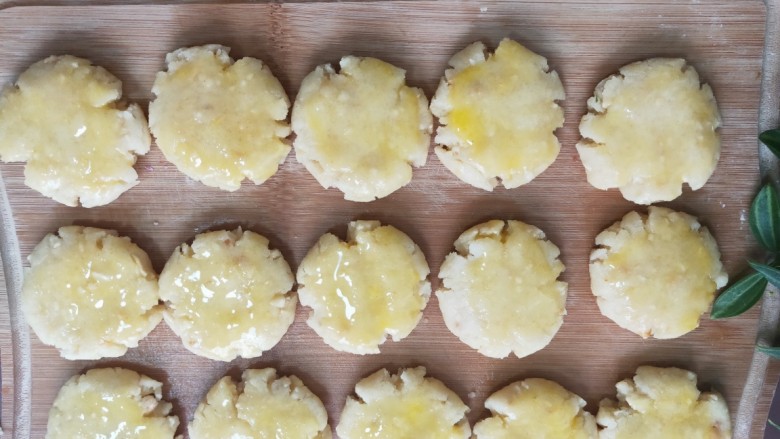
[292,56,432,201]
[297,221,430,354]
[597,366,731,439]
[577,58,720,204]
[159,228,295,361]
[189,369,331,439]
[473,378,597,439]
[0,55,150,207]
[46,368,179,439]
[149,45,290,191]
[337,367,470,439]
[431,39,564,190]
[21,226,161,360]
[590,207,727,339]
[437,220,567,358]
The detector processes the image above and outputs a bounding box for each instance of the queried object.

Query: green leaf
[750,261,780,288]
[711,272,768,318]
[757,344,780,360]
[749,183,780,251]
[760,129,780,158]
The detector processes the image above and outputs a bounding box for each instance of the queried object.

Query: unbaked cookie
[292,56,432,201]
[190,368,331,439]
[21,226,161,359]
[149,45,291,191]
[297,220,430,354]
[598,366,731,439]
[159,228,295,361]
[337,367,470,439]
[431,39,565,190]
[473,378,597,439]
[46,368,179,439]
[0,55,150,207]
[437,220,567,358]
[590,206,727,339]
[577,58,721,204]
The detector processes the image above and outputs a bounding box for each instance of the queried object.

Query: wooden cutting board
[0,1,769,437]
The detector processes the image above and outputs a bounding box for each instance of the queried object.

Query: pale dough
[149,45,291,191]
[292,56,432,201]
[437,220,567,358]
[21,226,161,360]
[431,39,565,190]
[473,378,597,439]
[337,367,470,439]
[296,220,430,354]
[46,367,179,439]
[159,228,296,361]
[189,368,331,439]
[577,58,721,204]
[590,206,727,339]
[597,366,731,439]
[0,55,150,207]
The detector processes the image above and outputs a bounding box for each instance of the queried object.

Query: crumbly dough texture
[590,206,727,339]
[597,366,731,439]
[189,368,331,439]
[159,228,295,361]
[46,368,179,439]
[437,220,567,358]
[473,378,597,439]
[0,55,151,207]
[292,56,432,201]
[149,45,291,191]
[577,58,721,204]
[21,226,161,360]
[431,39,565,191]
[297,220,431,354]
[337,367,471,439]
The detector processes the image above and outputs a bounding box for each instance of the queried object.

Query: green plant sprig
[710,128,780,350]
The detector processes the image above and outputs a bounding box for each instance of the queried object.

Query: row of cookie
[22,206,726,362]
[46,365,731,438]
[0,40,720,207]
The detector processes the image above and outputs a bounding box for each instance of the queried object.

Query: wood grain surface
[0,1,770,438]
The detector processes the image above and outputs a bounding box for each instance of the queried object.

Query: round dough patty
[47,368,179,439]
[21,226,161,360]
[597,366,731,439]
[0,55,150,207]
[437,220,567,358]
[473,378,597,439]
[159,228,295,361]
[149,45,291,191]
[337,367,470,439]
[431,39,565,191]
[190,368,331,439]
[292,56,432,201]
[297,220,430,354]
[590,206,727,339]
[576,58,721,204]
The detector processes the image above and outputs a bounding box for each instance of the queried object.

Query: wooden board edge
[744,0,780,438]
[0,167,29,439]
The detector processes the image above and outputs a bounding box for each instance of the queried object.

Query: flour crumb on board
[468,391,477,399]
[720,202,726,208]
[480,6,487,12]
